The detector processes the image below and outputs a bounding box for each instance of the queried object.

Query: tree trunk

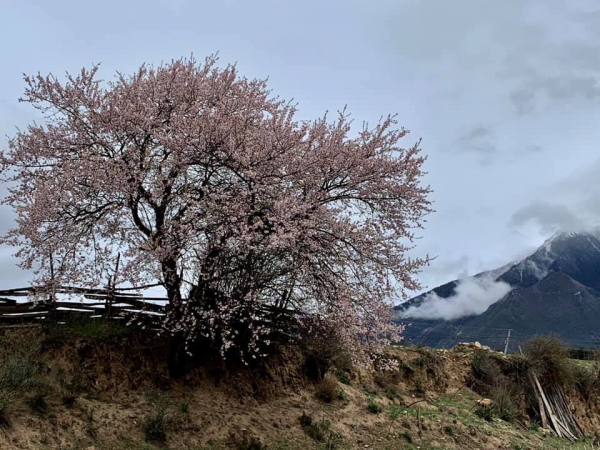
[168,331,187,378]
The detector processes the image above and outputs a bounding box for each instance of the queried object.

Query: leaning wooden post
[504,329,511,354]
[48,252,56,323]
[105,253,120,320]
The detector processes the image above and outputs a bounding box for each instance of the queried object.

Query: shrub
[470,351,505,395]
[142,405,170,442]
[443,425,455,437]
[399,431,413,443]
[299,412,313,427]
[302,337,335,382]
[180,400,190,413]
[413,375,426,395]
[475,388,516,423]
[299,413,331,443]
[367,399,383,414]
[389,405,403,422]
[336,369,351,385]
[25,391,48,416]
[475,403,495,422]
[315,376,341,403]
[0,343,43,391]
[522,335,573,387]
[574,364,600,400]
[491,388,516,422]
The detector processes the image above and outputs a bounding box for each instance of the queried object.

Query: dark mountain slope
[395,231,600,350]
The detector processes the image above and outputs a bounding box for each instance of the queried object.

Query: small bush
[574,364,600,399]
[336,369,351,385]
[475,403,495,422]
[315,376,340,403]
[0,343,43,391]
[299,412,313,427]
[522,335,573,387]
[25,391,48,416]
[470,351,505,395]
[443,425,455,437]
[301,328,353,383]
[475,388,516,422]
[180,400,190,413]
[367,399,383,414]
[299,413,332,443]
[492,388,516,422]
[142,405,170,442]
[399,431,413,443]
[413,375,426,395]
[389,405,402,422]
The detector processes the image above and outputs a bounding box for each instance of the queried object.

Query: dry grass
[314,375,342,403]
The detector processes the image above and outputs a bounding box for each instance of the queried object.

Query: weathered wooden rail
[0,286,303,337]
[0,286,168,325]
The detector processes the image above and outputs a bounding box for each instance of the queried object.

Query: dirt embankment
[0,325,599,450]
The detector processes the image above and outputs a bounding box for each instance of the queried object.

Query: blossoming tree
[0,56,432,375]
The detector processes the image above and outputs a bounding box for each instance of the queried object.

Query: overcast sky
[2,0,600,296]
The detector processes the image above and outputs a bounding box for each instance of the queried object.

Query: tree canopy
[0,56,432,363]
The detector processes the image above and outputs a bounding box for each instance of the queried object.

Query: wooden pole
[105,253,120,320]
[533,374,564,439]
[504,329,511,354]
[49,252,56,323]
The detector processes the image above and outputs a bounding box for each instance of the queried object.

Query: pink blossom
[0,55,432,365]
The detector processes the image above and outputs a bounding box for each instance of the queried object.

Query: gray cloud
[510,75,600,115]
[509,156,600,238]
[510,201,587,235]
[381,1,600,115]
[455,125,498,166]
[457,125,496,153]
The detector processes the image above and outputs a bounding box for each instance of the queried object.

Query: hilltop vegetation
[0,323,599,449]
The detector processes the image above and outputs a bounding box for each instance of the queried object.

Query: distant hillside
[395,231,600,350]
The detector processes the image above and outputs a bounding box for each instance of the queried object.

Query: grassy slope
[0,324,598,450]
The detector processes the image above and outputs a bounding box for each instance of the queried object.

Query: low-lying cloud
[401,276,512,321]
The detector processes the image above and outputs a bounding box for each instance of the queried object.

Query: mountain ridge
[395,230,600,350]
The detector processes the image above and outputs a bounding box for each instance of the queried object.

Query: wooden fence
[0,286,303,338]
[0,286,168,325]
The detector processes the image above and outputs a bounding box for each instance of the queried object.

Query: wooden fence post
[105,253,120,320]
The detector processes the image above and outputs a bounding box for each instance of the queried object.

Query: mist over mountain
[395,230,600,350]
